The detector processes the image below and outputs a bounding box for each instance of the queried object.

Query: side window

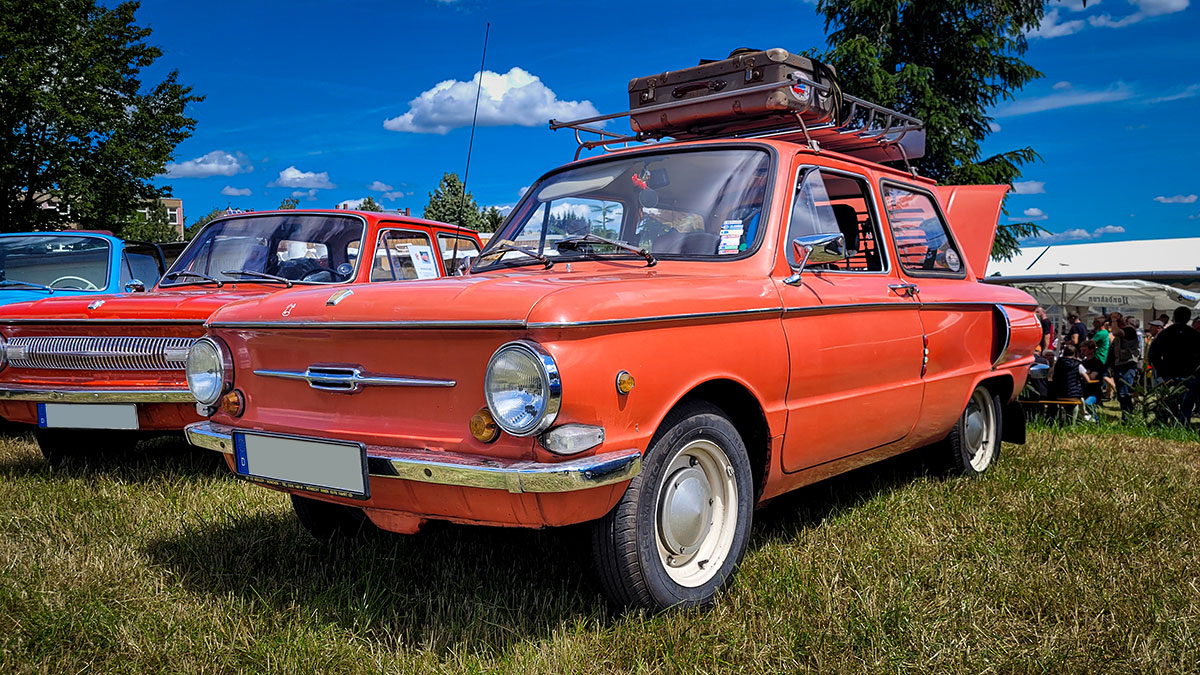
[122,251,163,286]
[437,234,480,275]
[371,230,438,281]
[882,185,964,275]
[787,168,885,272]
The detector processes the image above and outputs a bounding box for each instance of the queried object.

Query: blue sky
[138,0,1199,246]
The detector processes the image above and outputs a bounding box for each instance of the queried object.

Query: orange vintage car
[0,210,481,460]
[183,93,1040,611]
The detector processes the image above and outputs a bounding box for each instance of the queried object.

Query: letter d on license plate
[233,432,369,499]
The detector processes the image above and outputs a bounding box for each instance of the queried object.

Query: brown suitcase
[627,48,841,138]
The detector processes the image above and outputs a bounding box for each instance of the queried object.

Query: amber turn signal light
[469,408,500,443]
[616,370,636,395]
[219,390,245,417]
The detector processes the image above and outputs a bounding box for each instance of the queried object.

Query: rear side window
[437,234,481,276]
[371,230,439,281]
[122,251,162,286]
[882,184,964,275]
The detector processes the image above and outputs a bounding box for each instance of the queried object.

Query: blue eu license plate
[233,432,369,500]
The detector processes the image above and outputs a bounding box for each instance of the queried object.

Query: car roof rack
[549,72,925,170]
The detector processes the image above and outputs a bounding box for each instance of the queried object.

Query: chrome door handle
[889,283,919,297]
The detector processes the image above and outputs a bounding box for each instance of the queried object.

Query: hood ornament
[87,299,105,310]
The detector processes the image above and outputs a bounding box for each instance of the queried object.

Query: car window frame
[470,143,779,272]
[369,227,438,282]
[878,179,969,280]
[783,163,892,276]
[0,233,114,293]
[436,232,481,276]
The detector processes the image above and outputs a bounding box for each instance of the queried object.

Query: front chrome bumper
[185,421,641,494]
[0,386,194,403]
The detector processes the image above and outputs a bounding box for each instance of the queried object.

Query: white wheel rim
[964,389,997,472]
[655,438,738,587]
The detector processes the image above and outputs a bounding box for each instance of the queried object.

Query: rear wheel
[941,386,1002,476]
[290,493,377,541]
[592,401,753,611]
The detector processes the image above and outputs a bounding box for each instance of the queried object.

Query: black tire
[592,400,753,611]
[34,428,92,464]
[290,493,377,542]
[940,386,1003,477]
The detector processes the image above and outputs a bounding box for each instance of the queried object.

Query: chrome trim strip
[0,387,193,403]
[210,319,528,330]
[254,367,456,391]
[992,304,1012,369]
[185,421,641,494]
[527,307,782,329]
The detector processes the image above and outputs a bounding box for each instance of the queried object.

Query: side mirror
[124,279,146,293]
[783,232,846,286]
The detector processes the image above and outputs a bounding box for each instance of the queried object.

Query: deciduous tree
[278,198,299,210]
[423,172,484,230]
[0,0,202,231]
[358,196,383,212]
[814,0,1049,259]
[121,200,180,242]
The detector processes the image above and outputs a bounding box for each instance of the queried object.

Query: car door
[776,163,926,473]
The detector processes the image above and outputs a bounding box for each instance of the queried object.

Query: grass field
[2,427,1198,673]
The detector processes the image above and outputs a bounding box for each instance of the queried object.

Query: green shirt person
[1092,317,1111,363]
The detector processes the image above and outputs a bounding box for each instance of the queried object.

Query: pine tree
[358,195,383,212]
[423,172,484,229]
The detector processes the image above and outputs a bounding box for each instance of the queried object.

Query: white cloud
[1023,207,1048,221]
[994,82,1133,117]
[270,166,335,189]
[367,180,393,192]
[221,185,252,197]
[291,189,318,201]
[384,67,602,134]
[1011,180,1046,195]
[1053,81,1072,90]
[1154,194,1198,204]
[381,191,409,201]
[1093,225,1126,235]
[987,121,1001,132]
[1027,228,1093,243]
[165,150,251,178]
[518,186,530,197]
[336,198,367,209]
[549,203,594,219]
[1149,84,1200,103]
[1190,213,1200,220]
[1030,8,1086,38]
[1134,0,1189,14]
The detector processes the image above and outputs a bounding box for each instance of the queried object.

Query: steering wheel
[49,276,99,291]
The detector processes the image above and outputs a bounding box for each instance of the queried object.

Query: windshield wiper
[0,280,54,293]
[557,233,657,267]
[164,270,224,287]
[478,243,555,269]
[221,269,294,287]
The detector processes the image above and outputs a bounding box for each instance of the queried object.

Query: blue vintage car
[0,232,170,306]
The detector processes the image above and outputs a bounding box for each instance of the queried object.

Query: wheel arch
[975,371,1025,445]
[662,378,772,501]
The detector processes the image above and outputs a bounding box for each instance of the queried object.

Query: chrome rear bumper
[0,386,193,403]
[185,421,641,494]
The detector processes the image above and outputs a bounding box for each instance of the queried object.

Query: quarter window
[437,234,481,275]
[371,230,439,281]
[786,169,885,272]
[882,185,964,275]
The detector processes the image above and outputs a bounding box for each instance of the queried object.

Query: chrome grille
[6,336,195,371]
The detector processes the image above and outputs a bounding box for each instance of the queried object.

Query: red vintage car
[0,210,481,460]
[183,98,1040,611]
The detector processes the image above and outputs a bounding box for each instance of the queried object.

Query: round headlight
[0,334,7,371]
[186,337,230,406]
[484,341,561,436]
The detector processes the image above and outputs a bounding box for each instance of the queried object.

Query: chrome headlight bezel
[484,340,561,437]
[0,334,7,372]
[185,336,233,406]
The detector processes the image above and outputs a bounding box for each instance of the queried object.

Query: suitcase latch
[744,67,762,83]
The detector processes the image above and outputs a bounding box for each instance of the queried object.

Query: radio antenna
[449,22,490,275]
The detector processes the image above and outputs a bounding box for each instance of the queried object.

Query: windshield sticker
[718,220,744,255]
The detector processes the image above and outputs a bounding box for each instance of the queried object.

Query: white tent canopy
[987,237,1200,278]
[1016,279,1200,311]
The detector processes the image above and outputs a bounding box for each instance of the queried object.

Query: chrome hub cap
[655,438,738,587]
[658,465,714,556]
[964,389,997,472]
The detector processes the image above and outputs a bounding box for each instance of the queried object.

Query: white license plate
[37,403,139,430]
[233,432,368,499]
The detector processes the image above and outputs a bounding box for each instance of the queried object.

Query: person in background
[1147,319,1166,385]
[1191,318,1200,332]
[1035,306,1053,352]
[1159,313,1171,327]
[1078,340,1106,420]
[1113,316,1142,415]
[1147,306,1200,425]
[1091,316,1111,366]
[1066,312,1087,347]
[1051,343,1085,401]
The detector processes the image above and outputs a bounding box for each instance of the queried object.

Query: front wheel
[940,386,1003,477]
[592,401,753,611]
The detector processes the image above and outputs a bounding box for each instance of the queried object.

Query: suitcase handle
[672,79,727,98]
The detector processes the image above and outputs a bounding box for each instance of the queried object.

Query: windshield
[162,214,365,286]
[0,235,111,292]
[474,148,772,269]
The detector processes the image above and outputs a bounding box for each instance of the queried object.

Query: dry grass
[1,429,1198,673]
